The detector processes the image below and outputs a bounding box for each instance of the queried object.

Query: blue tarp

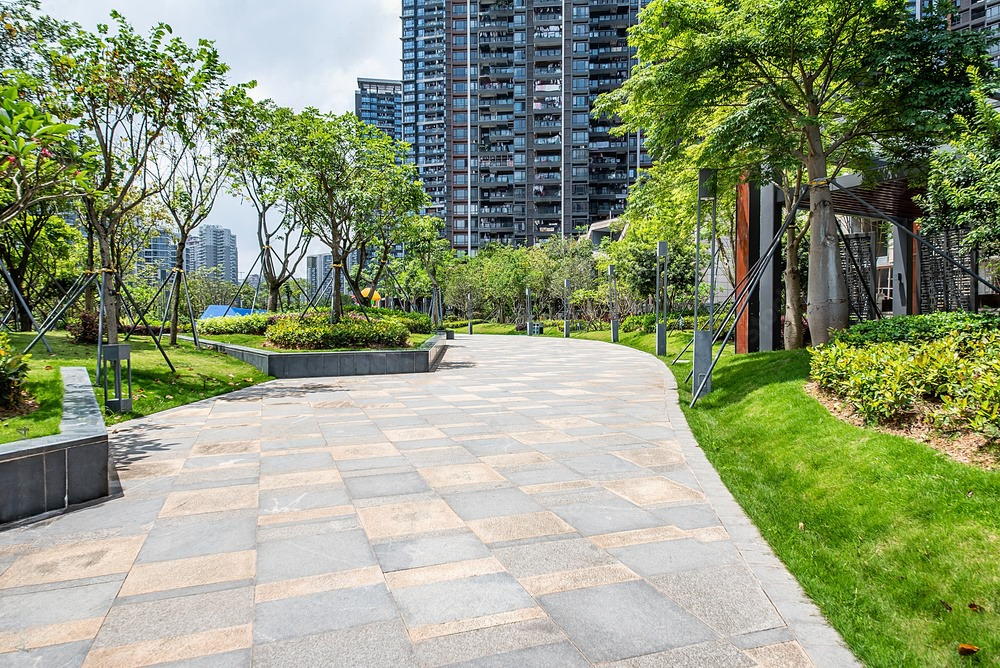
[198,305,268,320]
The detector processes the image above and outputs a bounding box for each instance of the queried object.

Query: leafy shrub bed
[443,318,485,328]
[345,306,432,334]
[0,332,30,410]
[830,310,1000,346]
[811,330,1000,439]
[200,307,431,337]
[264,316,409,350]
[199,313,275,336]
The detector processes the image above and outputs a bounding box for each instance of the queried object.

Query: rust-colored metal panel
[735,180,751,353]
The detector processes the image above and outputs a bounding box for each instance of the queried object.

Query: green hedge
[811,330,1000,439]
[264,317,409,350]
[199,313,274,336]
[345,306,432,334]
[0,332,29,409]
[830,311,1000,347]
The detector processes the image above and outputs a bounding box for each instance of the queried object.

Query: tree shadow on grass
[673,348,812,413]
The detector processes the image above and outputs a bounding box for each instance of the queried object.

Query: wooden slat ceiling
[797,178,925,221]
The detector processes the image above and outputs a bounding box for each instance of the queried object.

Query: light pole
[609,264,619,343]
[564,278,571,338]
[656,241,668,356]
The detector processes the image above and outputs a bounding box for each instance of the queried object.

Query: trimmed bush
[66,311,103,344]
[622,313,656,334]
[264,317,409,350]
[0,332,30,410]
[345,306,432,334]
[811,330,1000,439]
[830,311,1000,347]
[198,313,274,336]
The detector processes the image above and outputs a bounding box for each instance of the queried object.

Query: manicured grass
[537,327,999,667]
[4,331,273,441]
[199,332,434,351]
[0,364,63,444]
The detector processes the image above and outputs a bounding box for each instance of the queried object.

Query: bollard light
[103,343,132,413]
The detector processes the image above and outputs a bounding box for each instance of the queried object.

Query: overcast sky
[40,0,403,276]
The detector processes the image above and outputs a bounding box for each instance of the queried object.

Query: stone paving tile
[0,335,856,667]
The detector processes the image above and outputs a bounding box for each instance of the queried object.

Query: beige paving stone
[745,641,815,667]
[467,511,575,544]
[604,476,706,506]
[612,448,687,469]
[689,525,730,542]
[407,607,547,642]
[82,624,252,668]
[119,550,255,597]
[0,618,104,653]
[358,499,465,540]
[0,536,145,589]
[479,452,552,468]
[382,427,448,442]
[329,442,399,461]
[518,563,640,597]
[254,565,384,603]
[418,464,507,489]
[117,459,185,481]
[256,505,355,526]
[590,525,689,549]
[537,417,600,430]
[258,470,341,490]
[510,430,570,445]
[159,485,258,518]
[520,480,594,495]
[190,440,261,457]
[385,557,505,590]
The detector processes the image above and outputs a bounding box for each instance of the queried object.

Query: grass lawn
[471,326,1000,666]
[1,331,273,445]
[199,332,434,351]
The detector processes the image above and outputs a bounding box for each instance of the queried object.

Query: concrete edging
[187,334,448,379]
[0,366,109,525]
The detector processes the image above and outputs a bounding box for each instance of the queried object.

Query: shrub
[622,313,656,333]
[345,306,432,334]
[0,332,30,409]
[830,311,1000,347]
[198,313,274,336]
[811,330,1000,438]
[66,311,103,344]
[264,316,409,350]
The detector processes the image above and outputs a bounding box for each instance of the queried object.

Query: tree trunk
[169,236,186,346]
[784,220,804,350]
[804,143,848,345]
[98,235,119,344]
[332,261,343,323]
[85,219,95,312]
[267,282,280,312]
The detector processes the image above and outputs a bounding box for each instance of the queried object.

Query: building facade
[140,233,176,282]
[402,0,649,254]
[306,253,335,298]
[356,78,404,140]
[191,225,239,284]
[948,0,1000,64]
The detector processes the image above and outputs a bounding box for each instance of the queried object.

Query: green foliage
[622,313,656,334]
[66,311,102,344]
[917,74,1000,255]
[811,330,1000,438]
[198,313,273,336]
[0,332,30,409]
[264,316,409,350]
[345,306,432,334]
[829,311,1000,346]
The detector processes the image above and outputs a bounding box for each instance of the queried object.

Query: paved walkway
[0,335,856,667]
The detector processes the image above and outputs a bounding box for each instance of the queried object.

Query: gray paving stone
[444,641,590,668]
[444,487,544,520]
[391,573,535,627]
[501,464,585,487]
[337,456,412,472]
[253,619,417,667]
[344,471,429,499]
[258,488,351,515]
[403,447,479,468]
[152,649,251,667]
[253,584,398,644]
[652,503,722,530]
[259,452,334,475]
[492,536,615,578]
[256,528,376,583]
[412,618,569,668]
[539,580,717,663]
[460,437,531,456]
[0,640,91,666]
[728,626,796,650]
[137,510,257,563]
[651,563,785,636]
[609,538,741,577]
[0,580,121,630]
[604,640,755,667]
[548,495,662,537]
[373,531,491,572]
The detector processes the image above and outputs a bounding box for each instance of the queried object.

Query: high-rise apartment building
[402,0,649,254]
[355,78,404,139]
[193,225,239,284]
[306,253,335,298]
[140,233,176,282]
[948,0,1000,64]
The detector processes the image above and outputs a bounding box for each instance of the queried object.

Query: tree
[918,75,1000,256]
[45,12,229,342]
[597,0,991,343]
[400,215,453,327]
[223,92,310,314]
[291,110,401,322]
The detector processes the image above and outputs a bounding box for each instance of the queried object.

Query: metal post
[0,257,52,353]
[526,288,532,336]
[564,278,571,338]
[467,292,473,335]
[609,264,618,343]
[181,270,201,350]
[693,169,716,395]
[656,241,668,356]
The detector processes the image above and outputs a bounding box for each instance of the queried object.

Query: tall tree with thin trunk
[44,12,228,342]
[596,0,991,343]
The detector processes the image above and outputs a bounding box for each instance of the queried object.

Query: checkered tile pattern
[0,336,854,667]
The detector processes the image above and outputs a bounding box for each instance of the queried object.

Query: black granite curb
[0,367,109,526]
[182,334,448,379]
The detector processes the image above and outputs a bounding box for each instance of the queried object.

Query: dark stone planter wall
[192,335,448,380]
[0,367,108,525]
